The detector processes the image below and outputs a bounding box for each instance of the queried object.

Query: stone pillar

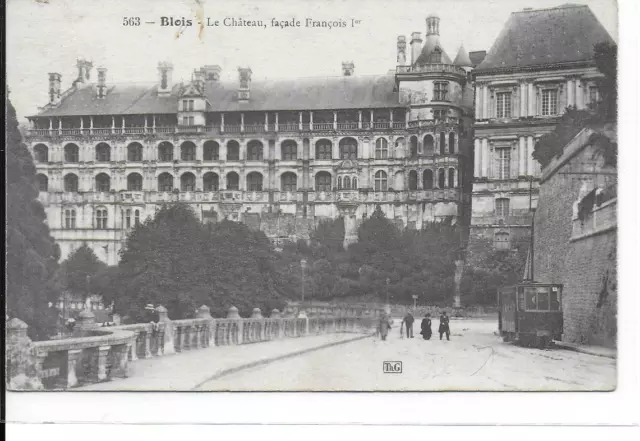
[74,309,97,336]
[475,85,481,118]
[221,113,225,132]
[358,111,362,129]
[143,327,153,358]
[519,137,526,176]
[482,85,489,119]
[528,83,535,116]
[227,306,243,345]
[520,82,527,117]
[481,138,489,177]
[156,305,174,355]
[6,318,44,390]
[265,112,269,131]
[527,136,535,177]
[89,345,111,382]
[333,111,337,130]
[64,349,82,388]
[129,331,140,360]
[274,112,279,131]
[298,310,309,335]
[299,111,303,130]
[473,138,481,177]
[567,78,575,107]
[333,139,340,160]
[576,79,584,109]
[309,111,313,130]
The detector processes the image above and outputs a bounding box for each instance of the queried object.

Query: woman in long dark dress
[420,313,432,340]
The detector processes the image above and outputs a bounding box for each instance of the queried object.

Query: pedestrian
[439,310,450,341]
[420,313,432,340]
[145,304,160,330]
[403,311,415,338]
[378,313,392,341]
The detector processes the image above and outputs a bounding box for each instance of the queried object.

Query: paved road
[196,318,616,391]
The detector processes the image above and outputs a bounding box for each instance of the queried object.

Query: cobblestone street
[196,319,616,391]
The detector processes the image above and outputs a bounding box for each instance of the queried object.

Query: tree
[6,95,61,340]
[57,244,107,300]
[533,108,595,168]
[593,42,617,122]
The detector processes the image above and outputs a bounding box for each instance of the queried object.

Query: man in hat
[439,311,451,341]
[144,304,160,329]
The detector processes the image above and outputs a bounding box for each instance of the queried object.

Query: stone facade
[26,14,474,264]
[469,4,614,261]
[533,126,617,348]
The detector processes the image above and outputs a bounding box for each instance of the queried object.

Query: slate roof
[34,74,403,117]
[415,38,453,66]
[469,51,487,67]
[453,45,473,67]
[476,4,614,72]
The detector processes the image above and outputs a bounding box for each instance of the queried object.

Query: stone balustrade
[6,304,374,390]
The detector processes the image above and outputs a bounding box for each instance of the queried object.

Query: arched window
[440,132,446,155]
[448,168,456,188]
[375,138,389,159]
[127,142,143,162]
[64,173,78,192]
[180,172,196,191]
[127,173,143,191]
[96,143,111,162]
[95,173,111,192]
[64,143,79,163]
[158,172,174,192]
[281,172,297,192]
[247,140,264,161]
[281,140,297,160]
[227,140,240,160]
[34,144,48,163]
[339,137,358,159]
[315,172,332,192]
[203,141,219,161]
[246,172,263,191]
[96,208,108,229]
[410,136,418,158]
[438,169,446,188]
[337,176,343,190]
[226,172,239,190]
[449,132,456,153]
[158,142,174,162]
[135,209,141,226]
[36,174,48,192]
[125,209,132,228]
[352,177,358,189]
[423,135,435,156]
[374,171,388,192]
[394,138,405,159]
[203,172,219,191]
[408,170,418,190]
[64,209,76,229]
[495,232,510,250]
[344,176,351,190]
[181,141,196,161]
[315,139,332,160]
[423,169,433,190]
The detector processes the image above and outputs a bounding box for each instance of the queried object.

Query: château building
[26,14,475,265]
[467,4,615,261]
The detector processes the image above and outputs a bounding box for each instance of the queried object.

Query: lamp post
[300,259,307,304]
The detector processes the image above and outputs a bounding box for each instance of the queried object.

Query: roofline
[511,4,590,15]
[473,60,597,76]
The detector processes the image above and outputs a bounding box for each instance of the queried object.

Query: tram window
[550,288,561,311]
[537,291,550,310]
[526,291,537,310]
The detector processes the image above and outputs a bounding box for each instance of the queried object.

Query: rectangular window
[495,148,511,180]
[433,82,449,101]
[182,116,194,126]
[182,100,194,111]
[495,198,510,217]
[589,86,599,109]
[496,92,512,118]
[541,89,558,116]
[433,109,446,121]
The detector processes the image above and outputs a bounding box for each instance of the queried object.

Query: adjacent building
[26,14,475,264]
[468,4,615,262]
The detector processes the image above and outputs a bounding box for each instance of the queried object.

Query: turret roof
[453,45,473,67]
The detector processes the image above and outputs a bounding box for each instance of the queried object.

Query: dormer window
[431,48,442,63]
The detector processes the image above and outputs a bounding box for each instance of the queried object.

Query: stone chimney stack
[157,61,174,96]
[48,73,62,105]
[397,36,407,65]
[74,59,93,86]
[96,67,107,98]
[342,61,355,76]
[238,67,252,102]
[202,65,222,81]
[426,14,440,36]
[410,32,423,65]
[193,68,205,92]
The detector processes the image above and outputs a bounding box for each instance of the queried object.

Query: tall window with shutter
[542,89,558,116]
[496,148,511,180]
[496,92,512,118]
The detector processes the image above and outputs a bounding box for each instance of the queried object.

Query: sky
[6,0,618,121]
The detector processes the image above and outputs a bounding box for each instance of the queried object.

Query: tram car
[497,282,563,348]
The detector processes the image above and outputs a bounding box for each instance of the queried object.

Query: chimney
[237,67,252,101]
[342,61,355,76]
[74,59,93,86]
[202,65,222,81]
[426,14,440,37]
[397,36,407,65]
[193,68,205,92]
[96,67,107,98]
[157,62,174,96]
[410,32,422,65]
[48,73,62,105]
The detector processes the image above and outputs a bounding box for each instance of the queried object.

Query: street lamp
[300,259,307,304]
